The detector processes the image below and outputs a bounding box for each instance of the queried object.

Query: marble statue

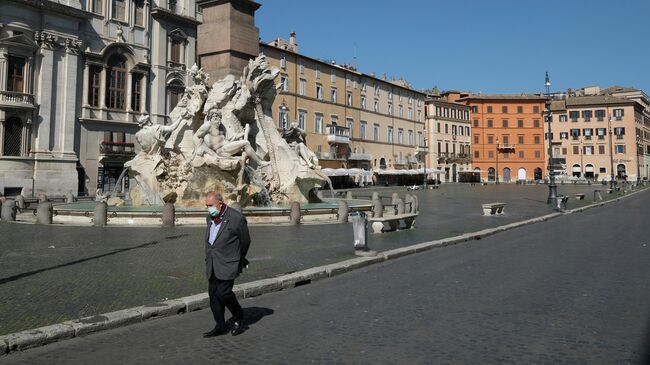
[125,56,327,207]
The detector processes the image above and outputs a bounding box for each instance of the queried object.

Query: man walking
[203,191,250,337]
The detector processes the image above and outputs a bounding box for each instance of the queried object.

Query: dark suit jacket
[204,207,251,280]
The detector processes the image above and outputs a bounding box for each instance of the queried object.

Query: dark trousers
[208,274,243,327]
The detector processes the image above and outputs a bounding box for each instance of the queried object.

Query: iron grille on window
[3,118,22,156]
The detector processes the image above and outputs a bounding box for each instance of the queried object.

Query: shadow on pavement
[0,240,161,285]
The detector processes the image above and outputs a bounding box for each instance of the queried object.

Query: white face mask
[207,206,220,217]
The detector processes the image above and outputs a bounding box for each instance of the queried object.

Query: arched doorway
[451,164,457,182]
[503,167,511,182]
[585,164,594,179]
[517,168,526,181]
[379,157,386,169]
[617,164,626,179]
[572,164,581,178]
[3,117,23,156]
[487,167,495,182]
[534,167,542,181]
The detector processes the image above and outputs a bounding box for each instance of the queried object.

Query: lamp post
[608,113,616,191]
[495,138,500,184]
[423,137,428,188]
[545,72,558,206]
[637,135,642,185]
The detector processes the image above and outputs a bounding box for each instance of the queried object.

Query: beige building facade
[260,34,427,177]
[425,92,471,182]
[548,94,648,182]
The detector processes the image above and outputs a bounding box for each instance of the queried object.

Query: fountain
[50,56,372,225]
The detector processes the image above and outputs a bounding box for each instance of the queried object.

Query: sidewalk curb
[1,188,646,355]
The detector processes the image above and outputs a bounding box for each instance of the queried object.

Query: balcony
[0,91,36,108]
[497,144,516,151]
[100,141,135,156]
[316,151,347,161]
[414,145,428,155]
[327,125,350,144]
[348,153,372,161]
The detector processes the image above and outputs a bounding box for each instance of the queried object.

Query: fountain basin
[50,199,372,226]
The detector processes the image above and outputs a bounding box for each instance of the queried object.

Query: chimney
[289,31,298,53]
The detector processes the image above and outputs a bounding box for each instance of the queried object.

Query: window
[584,145,594,155]
[373,124,379,141]
[360,121,367,139]
[595,109,605,121]
[487,135,494,144]
[299,79,306,96]
[474,135,479,144]
[445,124,448,134]
[613,108,624,120]
[408,96,413,105]
[374,101,379,112]
[374,83,380,97]
[347,92,352,106]
[397,129,403,144]
[534,135,541,144]
[517,106,523,113]
[361,96,366,109]
[616,145,625,154]
[134,0,144,26]
[474,150,479,158]
[330,88,337,103]
[614,127,625,139]
[314,113,323,134]
[502,120,508,128]
[582,110,592,121]
[408,108,413,120]
[559,115,568,122]
[346,118,353,138]
[518,151,524,158]
[533,106,540,113]
[569,111,579,121]
[487,106,493,113]
[361,79,366,92]
[408,130,414,145]
[131,73,142,111]
[88,66,102,107]
[466,127,470,135]
[92,0,102,14]
[598,145,605,154]
[488,151,494,158]
[388,104,393,115]
[573,146,579,155]
[534,150,541,158]
[560,132,568,140]
[487,119,493,128]
[518,135,524,144]
[399,105,403,118]
[280,75,289,92]
[570,128,581,139]
[417,131,422,146]
[278,108,289,129]
[473,120,479,127]
[502,106,508,113]
[596,128,606,139]
[167,80,184,111]
[452,125,457,136]
[168,0,176,12]
[7,56,25,92]
[387,127,393,143]
[3,117,23,156]
[106,55,127,110]
[299,60,305,74]
[437,123,441,133]
[170,39,182,64]
[330,70,335,83]
[583,128,593,139]
[533,119,540,128]
[316,84,323,100]
[315,65,321,79]
[503,135,510,145]
[112,0,126,21]
[298,110,306,130]
[471,106,478,113]
[398,91,402,102]
[517,119,523,128]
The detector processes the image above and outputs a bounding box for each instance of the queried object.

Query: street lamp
[545,72,558,206]
[637,135,642,185]
[495,137,500,184]
[423,137,428,188]
[608,114,616,191]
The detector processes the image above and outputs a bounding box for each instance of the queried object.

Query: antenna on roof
[352,41,357,70]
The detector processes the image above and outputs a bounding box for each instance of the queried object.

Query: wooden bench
[482,202,506,215]
[575,193,585,200]
[369,213,418,233]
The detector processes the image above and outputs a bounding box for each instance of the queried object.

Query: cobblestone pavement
[3,183,649,364]
[0,183,635,335]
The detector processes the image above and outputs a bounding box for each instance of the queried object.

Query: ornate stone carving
[34,32,58,49]
[125,56,327,207]
[64,38,82,54]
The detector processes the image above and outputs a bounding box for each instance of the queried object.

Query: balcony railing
[0,91,35,107]
[316,151,347,161]
[100,141,135,156]
[497,144,516,151]
[327,125,350,144]
[348,153,372,161]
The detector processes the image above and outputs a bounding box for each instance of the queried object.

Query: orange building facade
[457,95,547,182]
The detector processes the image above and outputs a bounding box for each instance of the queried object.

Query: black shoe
[203,326,227,338]
[230,319,245,336]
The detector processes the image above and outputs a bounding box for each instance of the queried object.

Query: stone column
[289,201,301,225]
[60,47,78,154]
[99,65,107,110]
[396,198,405,215]
[37,202,53,224]
[34,46,54,153]
[337,200,349,223]
[24,56,33,95]
[372,197,383,218]
[126,71,133,112]
[0,47,7,92]
[94,201,108,227]
[82,62,90,107]
[162,202,175,227]
[140,73,148,113]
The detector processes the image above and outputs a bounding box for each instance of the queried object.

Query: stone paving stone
[0,184,641,336]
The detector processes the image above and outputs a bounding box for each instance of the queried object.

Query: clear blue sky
[256,0,650,95]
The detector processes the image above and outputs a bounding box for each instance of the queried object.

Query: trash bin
[351,211,368,251]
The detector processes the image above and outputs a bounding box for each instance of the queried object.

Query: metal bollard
[65,191,75,204]
[337,200,349,223]
[37,202,53,225]
[94,202,108,227]
[289,201,301,225]
[372,198,383,218]
[38,193,48,204]
[1,199,17,221]
[346,191,353,200]
[162,202,175,227]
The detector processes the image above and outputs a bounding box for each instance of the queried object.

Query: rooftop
[457,93,547,101]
